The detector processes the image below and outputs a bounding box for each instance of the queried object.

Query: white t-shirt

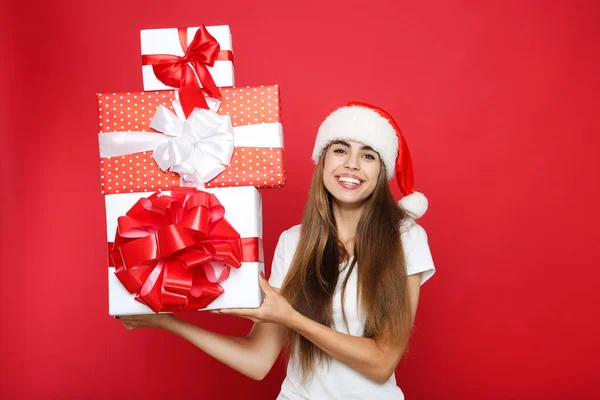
[268,220,436,400]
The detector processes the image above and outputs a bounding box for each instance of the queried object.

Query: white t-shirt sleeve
[402,222,436,285]
[268,230,287,289]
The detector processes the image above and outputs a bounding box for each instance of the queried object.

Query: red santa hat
[312,101,428,219]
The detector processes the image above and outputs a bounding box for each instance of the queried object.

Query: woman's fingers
[214,308,262,323]
[122,322,135,330]
[258,272,276,296]
[217,308,258,317]
[115,314,163,329]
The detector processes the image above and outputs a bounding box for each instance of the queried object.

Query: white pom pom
[398,192,428,219]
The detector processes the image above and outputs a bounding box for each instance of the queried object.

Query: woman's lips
[335,174,364,190]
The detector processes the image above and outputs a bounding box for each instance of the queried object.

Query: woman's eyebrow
[331,140,350,147]
[331,140,375,152]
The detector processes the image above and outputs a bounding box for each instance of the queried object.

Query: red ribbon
[142,25,234,117]
[108,187,260,313]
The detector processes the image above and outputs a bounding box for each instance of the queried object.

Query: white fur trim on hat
[313,106,399,180]
[398,192,428,219]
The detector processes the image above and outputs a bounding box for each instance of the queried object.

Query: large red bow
[142,25,234,117]
[109,187,259,313]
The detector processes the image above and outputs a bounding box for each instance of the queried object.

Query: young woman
[117,102,436,399]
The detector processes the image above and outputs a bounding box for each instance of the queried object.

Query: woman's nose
[343,153,360,170]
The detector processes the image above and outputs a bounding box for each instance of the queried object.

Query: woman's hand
[116,313,177,330]
[214,273,297,326]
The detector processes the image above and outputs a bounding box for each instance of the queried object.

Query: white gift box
[106,186,263,316]
[140,25,235,91]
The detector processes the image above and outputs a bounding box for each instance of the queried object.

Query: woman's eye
[333,148,346,154]
[363,153,376,160]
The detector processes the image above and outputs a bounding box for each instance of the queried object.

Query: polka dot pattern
[218,85,281,126]
[97,85,284,194]
[206,147,286,188]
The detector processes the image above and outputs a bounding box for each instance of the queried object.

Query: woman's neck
[331,201,363,253]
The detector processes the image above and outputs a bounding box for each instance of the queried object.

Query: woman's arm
[286,273,422,383]
[117,312,286,381]
[166,317,286,380]
[219,273,423,384]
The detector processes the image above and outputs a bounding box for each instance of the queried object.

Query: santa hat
[312,101,428,219]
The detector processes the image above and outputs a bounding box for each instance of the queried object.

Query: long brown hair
[279,148,413,380]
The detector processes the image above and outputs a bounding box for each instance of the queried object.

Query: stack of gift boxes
[97,25,284,315]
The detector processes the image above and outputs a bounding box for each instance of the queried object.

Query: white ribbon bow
[151,105,234,185]
[99,100,234,186]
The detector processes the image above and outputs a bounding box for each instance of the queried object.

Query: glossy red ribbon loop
[142,25,233,117]
[108,187,259,313]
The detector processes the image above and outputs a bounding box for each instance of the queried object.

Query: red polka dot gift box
[96,85,285,195]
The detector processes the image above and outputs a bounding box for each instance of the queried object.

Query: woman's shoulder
[399,218,430,250]
[273,225,302,270]
[269,225,302,287]
[400,217,420,234]
[279,224,302,246]
[399,218,436,284]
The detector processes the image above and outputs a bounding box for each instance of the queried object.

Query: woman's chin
[330,192,369,208]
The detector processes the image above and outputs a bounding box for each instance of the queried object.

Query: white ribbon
[99,100,234,186]
[233,123,284,148]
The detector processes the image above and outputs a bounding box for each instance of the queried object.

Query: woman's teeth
[338,177,361,185]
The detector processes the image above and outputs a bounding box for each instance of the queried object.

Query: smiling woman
[117,102,436,400]
[323,140,382,206]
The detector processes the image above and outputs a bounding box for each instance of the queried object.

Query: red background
[3,0,599,398]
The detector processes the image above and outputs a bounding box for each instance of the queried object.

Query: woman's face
[322,140,382,207]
